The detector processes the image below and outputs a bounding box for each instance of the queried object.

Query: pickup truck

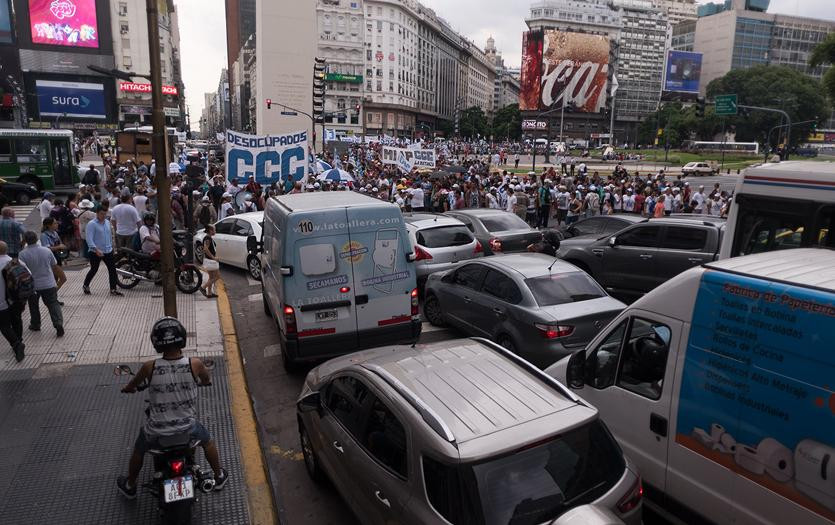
[557,217,725,299]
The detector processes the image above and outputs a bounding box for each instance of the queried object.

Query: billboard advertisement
[664,51,702,93]
[0,0,12,43]
[519,30,610,113]
[35,79,106,118]
[28,0,99,48]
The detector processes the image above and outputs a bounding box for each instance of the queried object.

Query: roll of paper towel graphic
[710,423,725,442]
[735,444,765,475]
[692,428,714,448]
[758,437,794,483]
[720,433,737,454]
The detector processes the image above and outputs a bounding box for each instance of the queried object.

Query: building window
[120,22,129,34]
[118,2,127,16]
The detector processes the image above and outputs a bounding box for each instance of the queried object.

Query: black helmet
[143,212,156,223]
[150,317,187,351]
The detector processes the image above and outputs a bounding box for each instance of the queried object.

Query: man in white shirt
[168,161,181,176]
[39,193,54,221]
[487,188,500,209]
[111,195,142,250]
[692,185,706,214]
[623,189,636,213]
[555,186,571,225]
[410,183,424,211]
[505,187,517,213]
[133,189,149,215]
[220,193,235,219]
[663,187,674,215]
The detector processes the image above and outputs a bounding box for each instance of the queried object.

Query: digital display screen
[28,0,99,48]
[36,79,106,119]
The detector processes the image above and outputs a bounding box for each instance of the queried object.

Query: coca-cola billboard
[519,30,610,113]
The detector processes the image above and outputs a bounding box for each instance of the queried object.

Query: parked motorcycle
[115,364,216,525]
[116,239,202,294]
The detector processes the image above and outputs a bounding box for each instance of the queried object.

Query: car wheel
[15,192,31,205]
[423,294,446,327]
[247,255,262,281]
[498,336,516,354]
[194,242,204,264]
[299,423,324,483]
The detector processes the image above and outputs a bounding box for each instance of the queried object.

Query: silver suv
[297,338,643,525]
[405,213,483,289]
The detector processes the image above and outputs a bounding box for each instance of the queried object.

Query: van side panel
[672,270,835,524]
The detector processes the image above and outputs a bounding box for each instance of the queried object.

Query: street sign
[715,94,738,116]
[280,111,297,116]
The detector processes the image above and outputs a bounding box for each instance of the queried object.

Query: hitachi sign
[119,82,178,96]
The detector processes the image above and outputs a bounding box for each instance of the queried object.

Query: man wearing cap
[77,199,96,258]
[220,193,235,219]
[194,196,217,230]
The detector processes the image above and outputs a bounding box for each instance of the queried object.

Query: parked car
[681,162,715,176]
[0,178,40,205]
[405,213,483,288]
[423,253,625,368]
[297,338,643,525]
[558,215,645,241]
[444,208,544,255]
[194,211,263,280]
[557,217,725,299]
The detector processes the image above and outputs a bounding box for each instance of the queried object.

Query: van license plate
[316,310,338,322]
[163,475,194,503]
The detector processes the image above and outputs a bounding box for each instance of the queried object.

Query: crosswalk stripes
[8,203,37,220]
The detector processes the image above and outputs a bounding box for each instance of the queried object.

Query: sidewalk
[0,268,251,524]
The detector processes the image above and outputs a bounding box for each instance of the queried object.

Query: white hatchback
[194,211,264,280]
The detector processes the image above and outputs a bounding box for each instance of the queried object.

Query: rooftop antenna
[548,257,559,273]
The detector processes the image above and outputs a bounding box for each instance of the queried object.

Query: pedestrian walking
[194,196,217,231]
[19,231,66,337]
[0,207,25,259]
[40,217,68,266]
[200,225,220,298]
[77,200,96,259]
[84,207,123,296]
[111,195,142,250]
[38,192,54,221]
[0,241,25,362]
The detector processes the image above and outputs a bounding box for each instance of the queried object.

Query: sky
[180,0,835,131]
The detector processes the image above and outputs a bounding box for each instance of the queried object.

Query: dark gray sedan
[444,209,544,255]
[423,253,626,368]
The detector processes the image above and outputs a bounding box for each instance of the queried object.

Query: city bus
[720,160,835,258]
[683,140,760,155]
[0,129,79,190]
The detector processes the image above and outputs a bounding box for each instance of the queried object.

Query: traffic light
[313,57,326,124]
[696,97,706,118]
[811,120,818,132]
[354,103,361,113]
[266,98,271,110]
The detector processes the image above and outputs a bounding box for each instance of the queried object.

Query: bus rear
[0,129,78,190]
[720,161,835,259]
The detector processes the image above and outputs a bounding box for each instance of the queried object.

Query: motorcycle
[115,364,216,525]
[116,238,202,294]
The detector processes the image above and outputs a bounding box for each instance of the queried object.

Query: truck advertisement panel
[519,30,610,113]
[28,0,99,48]
[664,51,702,93]
[676,271,835,521]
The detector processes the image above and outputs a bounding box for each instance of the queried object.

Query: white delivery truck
[259,192,420,371]
[548,248,835,525]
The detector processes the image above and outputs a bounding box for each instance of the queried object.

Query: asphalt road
[223,265,676,524]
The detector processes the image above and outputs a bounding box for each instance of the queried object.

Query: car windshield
[471,421,623,525]
[480,214,530,233]
[525,273,606,306]
[417,225,473,248]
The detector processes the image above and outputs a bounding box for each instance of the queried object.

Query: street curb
[216,280,279,525]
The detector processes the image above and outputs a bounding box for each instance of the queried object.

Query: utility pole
[146,0,177,317]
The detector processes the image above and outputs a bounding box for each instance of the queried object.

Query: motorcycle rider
[138,212,161,258]
[117,317,229,498]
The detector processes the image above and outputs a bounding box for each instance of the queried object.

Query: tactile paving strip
[0,359,250,524]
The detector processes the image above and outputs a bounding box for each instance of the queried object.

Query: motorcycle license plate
[163,475,194,503]
[316,310,338,322]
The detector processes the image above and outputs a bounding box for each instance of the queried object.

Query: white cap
[515,185,522,191]
[360,187,367,193]
[222,192,231,198]
[372,187,378,192]
[313,182,320,189]
[589,185,597,191]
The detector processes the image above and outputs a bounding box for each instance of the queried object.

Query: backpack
[199,205,211,226]
[4,261,34,302]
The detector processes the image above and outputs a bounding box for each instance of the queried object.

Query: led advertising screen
[519,30,610,113]
[36,79,106,118]
[28,0,99,48]
[0,0,12,43]
[664,51,702,93]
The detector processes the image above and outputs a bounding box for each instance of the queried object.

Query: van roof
[274,191,395,212]
[743,161,835,185]
[353,339,582,445]
[705,248,835,292]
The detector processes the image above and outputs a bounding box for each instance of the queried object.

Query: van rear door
[289,209,357,353]
[345,206,416,346]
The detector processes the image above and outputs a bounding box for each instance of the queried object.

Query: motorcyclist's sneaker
[213,468,229,491]
[116,476,136,499]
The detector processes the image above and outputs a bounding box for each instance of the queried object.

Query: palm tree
[809,32,835,103]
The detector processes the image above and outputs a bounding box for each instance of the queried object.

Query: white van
[260,192,421,371]
[547,249,835,525]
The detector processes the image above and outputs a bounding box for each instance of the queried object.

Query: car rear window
[480,214,530,233]
[525,272,606,306]
[416,225,473,248]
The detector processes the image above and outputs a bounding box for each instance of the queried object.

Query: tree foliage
[809,32,835,104]
[490,104,522,141]
[457,106,488,139]
[636,103,721,147]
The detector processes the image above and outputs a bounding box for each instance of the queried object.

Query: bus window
[0,139,11,163]
[734,207,808,257]
[14,139,49,164]
[814,207,835,249]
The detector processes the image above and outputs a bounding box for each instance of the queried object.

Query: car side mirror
[608,236,617,247]
[566,351,586,389]
[297,391,321,413]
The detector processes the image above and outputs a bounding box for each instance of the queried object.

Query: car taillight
[534,323,574,339]
[283,305,297,334]
[489,238,502,252]
[410,288,419,316]
[473,240,483,254]
[617,476,643,514]
[169,459,185,476]
[414,245,433,261]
